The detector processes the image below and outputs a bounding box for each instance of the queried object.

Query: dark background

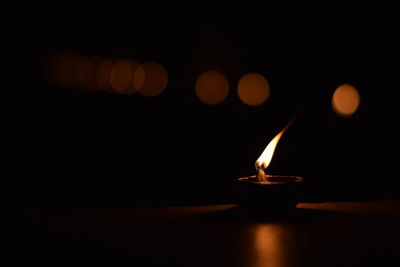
[5,2,400,205]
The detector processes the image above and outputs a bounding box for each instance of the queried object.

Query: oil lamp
[236,119,304,212]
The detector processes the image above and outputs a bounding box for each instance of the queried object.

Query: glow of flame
[255,120,294,171]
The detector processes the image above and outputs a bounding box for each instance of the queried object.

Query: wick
[256,166,268,182]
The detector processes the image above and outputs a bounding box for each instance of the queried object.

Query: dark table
[12,201,400,266]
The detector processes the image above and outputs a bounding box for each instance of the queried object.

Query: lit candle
[236,119,304,213]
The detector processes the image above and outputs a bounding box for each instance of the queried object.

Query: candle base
[235,175,304,214]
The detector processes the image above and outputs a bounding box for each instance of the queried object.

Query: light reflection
[195,70,229,105]
[332,84,360,117]
[252,225,284,267]
[238,73,270,106]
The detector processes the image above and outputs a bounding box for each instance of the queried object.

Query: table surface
[16,201,400,267]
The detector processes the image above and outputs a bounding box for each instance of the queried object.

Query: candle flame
[256,119,295,172]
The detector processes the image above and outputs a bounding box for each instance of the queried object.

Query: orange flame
[256,119,294,171]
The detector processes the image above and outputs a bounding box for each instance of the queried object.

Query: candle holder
[235,175,304,214]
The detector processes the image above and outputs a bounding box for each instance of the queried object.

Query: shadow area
[195,205,349,223]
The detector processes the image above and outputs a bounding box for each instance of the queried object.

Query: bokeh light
[82,56,104,92]
[110,59,133,93]
[195,70,229,105]
[45,53,166,96]
[132,65,145,91]
[332,84,360,117]
[237,73,270,106]
[121,59,140,95]
[96,59,116,92]
[133,62,168,97]
[73,56,94,90]
[51,52,81,88]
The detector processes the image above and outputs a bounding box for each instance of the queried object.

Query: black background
[5,2,400,205]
